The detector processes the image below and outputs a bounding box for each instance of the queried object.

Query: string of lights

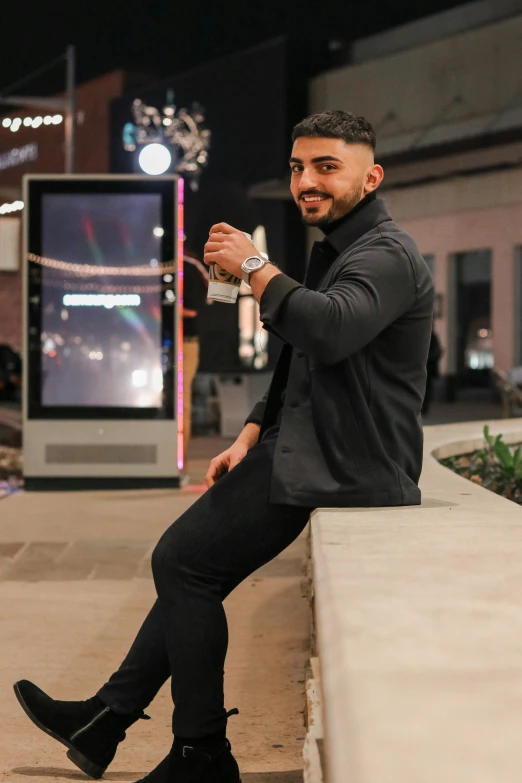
[28,252,176,277]
[43,277,173,294]
[0,200,24,215]
[2,115,63,131]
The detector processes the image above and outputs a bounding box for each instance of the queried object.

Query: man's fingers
[205,466,218,488]
[204,239,227,266]
[205,456,229,488]
[205,240,225,253]
[210,222,236,235]
[203,251,221,266]
[206,234,228,248]
[205,458,217,486]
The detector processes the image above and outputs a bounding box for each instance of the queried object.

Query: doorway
[454,250,493,389]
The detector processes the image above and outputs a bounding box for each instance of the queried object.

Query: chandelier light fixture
[122,91,211,190]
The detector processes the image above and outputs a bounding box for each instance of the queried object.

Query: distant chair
[491,367,522,418]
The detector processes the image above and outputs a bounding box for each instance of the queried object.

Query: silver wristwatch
[241,255,271,285]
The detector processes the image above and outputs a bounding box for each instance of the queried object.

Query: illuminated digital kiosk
[23,175,185,490]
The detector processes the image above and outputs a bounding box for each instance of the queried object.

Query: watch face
[245,256,263,272]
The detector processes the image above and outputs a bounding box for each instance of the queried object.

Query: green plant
[483,425,522,477]
[439,425,522,504]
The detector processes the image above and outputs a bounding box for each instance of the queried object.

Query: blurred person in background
[181,249,210,465]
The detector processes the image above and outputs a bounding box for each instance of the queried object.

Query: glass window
[455,250,493,381]
[514,246,522,366]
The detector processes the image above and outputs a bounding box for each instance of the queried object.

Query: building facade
[0,39,315,380]
[309,0,522,396]
[0,70,146,351]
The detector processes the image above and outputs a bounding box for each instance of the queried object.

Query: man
[13,111,433,783]
[181,250,210,463]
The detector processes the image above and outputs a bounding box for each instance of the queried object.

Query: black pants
[97,430,311,738]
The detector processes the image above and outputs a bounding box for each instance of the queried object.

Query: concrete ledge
[303,657,325,783]
[309,418,522,783]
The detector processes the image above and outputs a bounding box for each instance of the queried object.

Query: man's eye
[321,165,336,171]
[291,165,303,173]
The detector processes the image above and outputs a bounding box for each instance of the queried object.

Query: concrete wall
[383,167,522,374]
[303,166,522,375]
[311,14,522,147]
[351,0,522,64]
[310,416,522,783]
[308,9,522,376]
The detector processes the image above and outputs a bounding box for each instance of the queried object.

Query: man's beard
[297,182,363,227]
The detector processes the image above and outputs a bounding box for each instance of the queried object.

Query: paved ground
[0,434,308,782]
[0,396,508,781]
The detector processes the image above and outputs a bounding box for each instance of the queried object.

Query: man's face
[289,137,377,227]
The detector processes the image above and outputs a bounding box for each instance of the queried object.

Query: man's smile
[301,193,330,205]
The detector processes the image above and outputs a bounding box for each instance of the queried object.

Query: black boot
[136,738,241,783]
[13,679,148,779]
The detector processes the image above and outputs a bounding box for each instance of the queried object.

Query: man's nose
[299,167,319,191]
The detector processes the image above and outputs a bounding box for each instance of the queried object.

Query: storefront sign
[0,142,38,171]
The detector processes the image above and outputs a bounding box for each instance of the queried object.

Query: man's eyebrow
[288,155,343,164]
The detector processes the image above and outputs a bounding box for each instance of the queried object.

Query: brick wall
[0,70,135,352]
[0,268,22,351]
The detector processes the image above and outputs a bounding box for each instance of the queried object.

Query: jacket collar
[323,196,393,255]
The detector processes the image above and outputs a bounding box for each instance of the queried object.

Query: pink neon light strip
[177,177,185,472]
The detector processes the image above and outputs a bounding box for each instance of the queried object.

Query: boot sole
[13,682,106,779]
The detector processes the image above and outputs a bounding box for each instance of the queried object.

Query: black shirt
[273,192,378,426]
[246,196,434,508]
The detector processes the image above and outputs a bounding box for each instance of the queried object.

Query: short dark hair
[292,110,376,151]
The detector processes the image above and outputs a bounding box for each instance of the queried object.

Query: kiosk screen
[39,193,165,408]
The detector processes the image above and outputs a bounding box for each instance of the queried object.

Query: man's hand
[203,222,282,303]
[203,223,258,278]
[205,442,249,488]
[205,422,260,488]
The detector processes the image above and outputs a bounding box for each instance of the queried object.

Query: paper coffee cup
[207,232,251,304]
[207,265,242,304]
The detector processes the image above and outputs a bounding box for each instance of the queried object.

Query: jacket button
[281,447,291,453]
[296,352,305,358]
[291,402,298,408]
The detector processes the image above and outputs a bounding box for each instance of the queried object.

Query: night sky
[2,0,473,98]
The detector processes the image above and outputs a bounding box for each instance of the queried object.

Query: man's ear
[365,164,384,194]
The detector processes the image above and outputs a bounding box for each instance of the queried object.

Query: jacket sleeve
[259,238,417,365]
[244,386,270,427]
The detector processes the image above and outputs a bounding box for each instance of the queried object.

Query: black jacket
[245,197,434,508]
